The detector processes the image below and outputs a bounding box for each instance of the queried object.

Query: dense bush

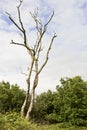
[0,81,25,113]
[33,76,87,126]
[0,112,37,130]
[58,76,87,126]
[31,90,55,123]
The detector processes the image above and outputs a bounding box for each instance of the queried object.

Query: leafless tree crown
[6,0,57,120]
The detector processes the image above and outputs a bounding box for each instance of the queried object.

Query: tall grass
[0,112,87,130]
[37,124,87,130]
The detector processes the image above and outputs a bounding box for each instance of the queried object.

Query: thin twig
[20,67,28,76]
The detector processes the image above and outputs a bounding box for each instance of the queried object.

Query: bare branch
[30,10,44,57]
[6,0,28,49]
[18,0,23,7]
[35,11,55,56]
[10,40,35,57]
[30,8,42,33]
[10,40,25,47]
[44,11,54,28]
[38,33,57,74]
[17,0,27,45]
[6,12,23,32]
[20,67,28,76]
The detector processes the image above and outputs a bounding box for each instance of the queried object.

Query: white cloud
[0,0,87,94]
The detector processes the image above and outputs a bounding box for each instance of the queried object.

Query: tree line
[0,76,87,126]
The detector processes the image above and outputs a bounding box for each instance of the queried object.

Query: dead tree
[6,0,57,120]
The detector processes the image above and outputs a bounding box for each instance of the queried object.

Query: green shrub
[0,112,37,130]
[46,113,63,123]
[0,113,10,130]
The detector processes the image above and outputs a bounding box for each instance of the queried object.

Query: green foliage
[54,76,87,126]
[0,81,11,113]
[32,90,54,123]
[32,76,87,126]
[46,112,59,123]
[10,84,26,112]
[0,112,37,130]
[0,81,25,113]
[0,112,87,130]
[0,113,8,130]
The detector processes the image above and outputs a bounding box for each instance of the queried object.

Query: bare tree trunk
[21,57,35,117]
[25,88,35,120]
[26,70,38,120]
[21,92,28,117]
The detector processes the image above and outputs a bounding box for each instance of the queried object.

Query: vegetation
[0,112,37,130]
[0,81,25,113]
[0,113,87,130]
[0,76,87,129]
[31,76,87,126]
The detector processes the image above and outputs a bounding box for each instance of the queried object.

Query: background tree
[53,76,87,126]
[0,81,25,113]
[32,76,87,126]
[6,0,57,120]
[0,81,11,113]
[32,90,55,123]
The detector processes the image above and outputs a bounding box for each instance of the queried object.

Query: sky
[0,0,87,94]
